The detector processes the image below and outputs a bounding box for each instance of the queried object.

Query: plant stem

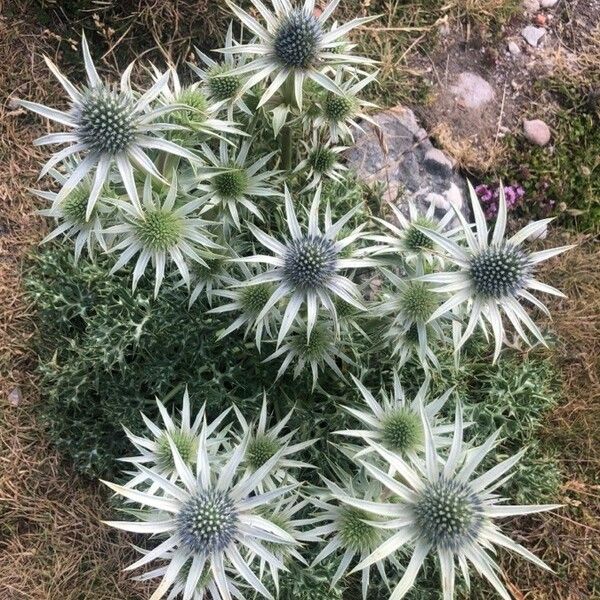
[279,75,297,173]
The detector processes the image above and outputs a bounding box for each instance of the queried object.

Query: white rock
[522,26,546,47]
[522,0,540,11]
[541,0,558,7]
[523,119,551,146]
[508,41,522,55]
[449,72,496,110]
[444,183,464,211]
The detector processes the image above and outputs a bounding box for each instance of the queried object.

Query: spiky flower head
[105,174,221,296]
[241,185,374,346]
[309,470,387,600]
[34,167,114,262]
[103,404,305,600]
[208,262,280,350]
[232,393,315,491]
[197,139,280,231]
[336,373,452,462]
[417,182,574,361]
[328,401,560,600]
[190,23,253,120]
[19,35,202,218]
[120,389,229,493]
[295,135,348,191]
[221,0,377,108]
[265,317,353,389]
[313,71,379,142]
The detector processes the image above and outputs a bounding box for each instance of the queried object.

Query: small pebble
[522,25,546,47]
[508,41,522,55]
[534,13,547,26]
[540,0,558,7]
[8,387,22,406]
[523,119,551,146]
[523,0,540,11]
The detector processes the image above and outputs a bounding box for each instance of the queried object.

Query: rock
[8,387,22,406]
[540,0,558,7]
[449,72,496,109]
[522,26,546,47]
[534,13,547,26]
[508,40,522,56]
[523,119,551,146]
[522,0,540,11]
[344,107,468,220]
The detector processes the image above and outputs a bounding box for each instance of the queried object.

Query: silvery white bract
[417,183,574,361]
[295,135,348,191]
[103,420,304,600]
[329,403,560,599]
[233,394,316,492]
[241,185,373,345]
[33,167,113,262]
[19,35,199,218]
[222,0,377,108]
[105,174,221,296]
[197,139,281,231]
[335,373,454,462]
[120,389,230,492]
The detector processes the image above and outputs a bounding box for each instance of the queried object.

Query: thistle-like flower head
[242,185,373,345]
[328,402,560,599]
[295,135,348,191]
[336,373,453,462]
[197,139,280,231]
[105,174,221,296]
[417,183,574,361]
[103,406,304,600]
[222,0,377,108]
[19,35,201,218]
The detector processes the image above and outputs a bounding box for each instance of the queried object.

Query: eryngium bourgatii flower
[233,393,316,491]
[264,317,353,388]
[241,185,373,345]
[102,423,302,600]
[365,199,459,268]
[120,388,230,493]
[335,373,453,462]
[19,35,200,218]
[105,174,221,296]
[329,402,560,600]
[197,139,280,230]
[33,167,114,262]
[294,136,348,191]
[313,71,378,142]
[221,0,377,108]
[190,22,253,120]
[417,183,574,361]
[309,471,389,600]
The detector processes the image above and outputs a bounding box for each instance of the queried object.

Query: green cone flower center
[284,235,337,289]
[404,218,436,252]
[193,256,227,280]
[381,408,423,453]
[156,430,197,471]
[78,87,136,154]
[172,87,209,126]
[470,244,530,298]
[209,67,241,100]
[324,94,355,122]
[240,284,272,315]
[290,323,330,360]
[246,434,280,470]
[400,282,437,322]
[214,168,249,199]
[62,184,94,225]
[178,490,239,554]
[309,148,336,173]
[274,11,322,69]
[414,479,482,551]
[135,209,183,251]
[338,507,379,551]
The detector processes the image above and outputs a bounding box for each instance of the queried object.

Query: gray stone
[508,40,522,56]
[522,0,540,11]
[522,26,546,47]
[540,0,558,7]
[449,72,496,110]
[523,119,551,146]
[8,387,22,406]
[345,106,468,221]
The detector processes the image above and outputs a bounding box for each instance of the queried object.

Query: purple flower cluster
[475,184,524,220]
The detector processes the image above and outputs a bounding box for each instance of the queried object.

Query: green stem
[279,75,297,173]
